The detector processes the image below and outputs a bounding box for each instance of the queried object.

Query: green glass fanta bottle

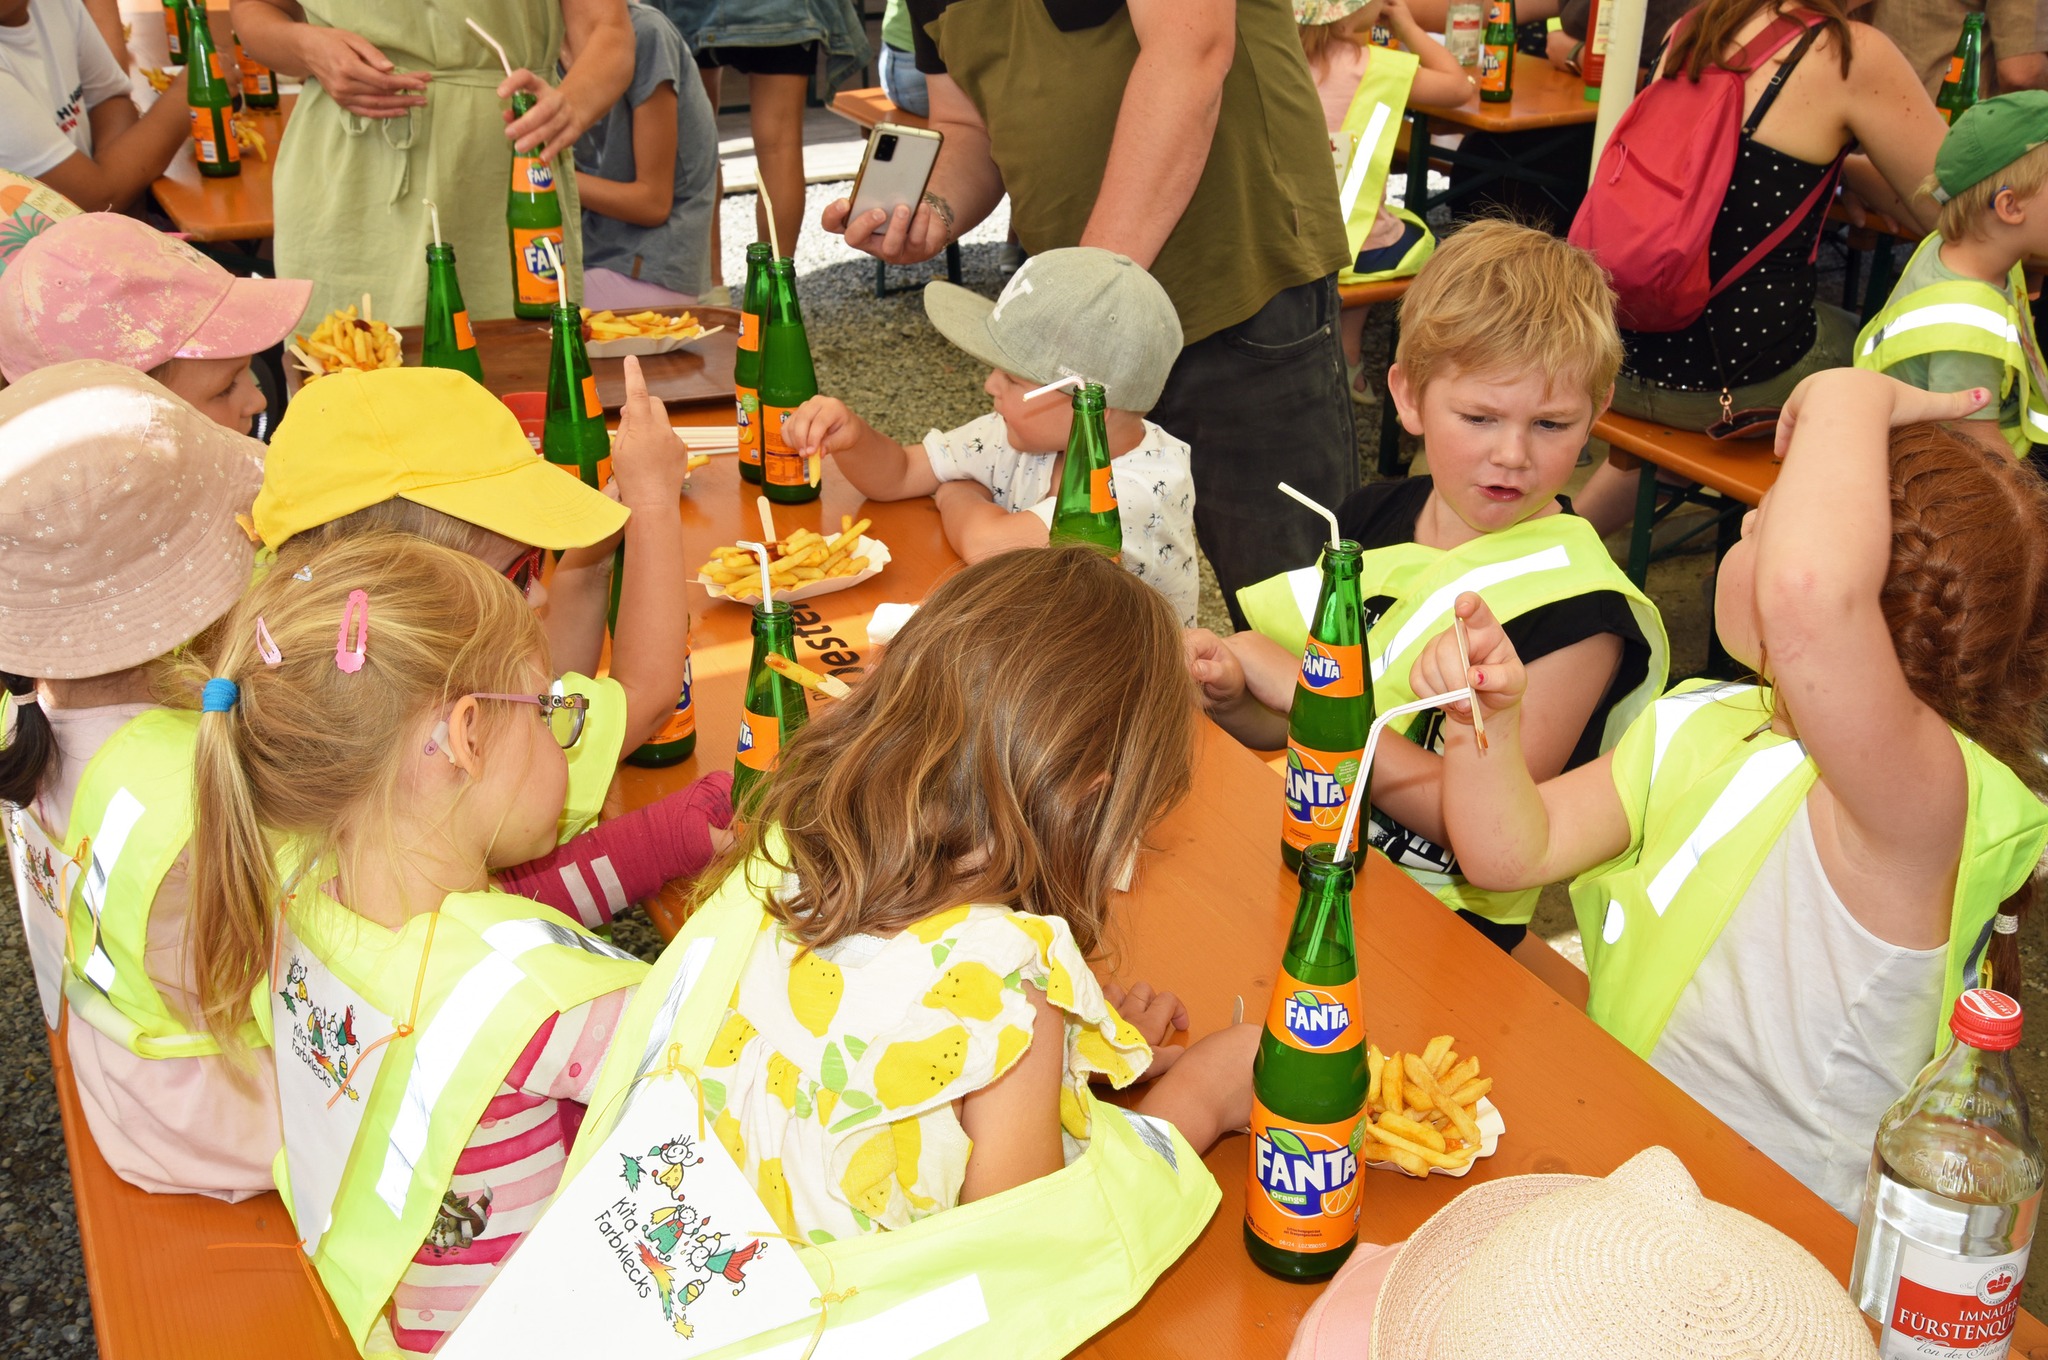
[543,299,608,490]
[1245,842,1370,1280]
[1047,383,1122,559]
[735,243,773,486]
[759,259,821,506]
[508,92,564,321]
[1281,541,1373,872]
[184,6,240,180]
[422,242,485,383]
[733,601,810,807]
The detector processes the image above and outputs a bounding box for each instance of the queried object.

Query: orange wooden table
[1404,59,1595,218]
[123,3,289,243]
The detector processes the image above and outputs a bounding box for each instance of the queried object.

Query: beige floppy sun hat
[1364,1146,1877,1360]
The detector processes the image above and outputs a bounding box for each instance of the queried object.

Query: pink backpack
[1568,12,1839,333]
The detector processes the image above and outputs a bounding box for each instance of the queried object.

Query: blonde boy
[1190,220,1668,952]
[1855,91,2048,456]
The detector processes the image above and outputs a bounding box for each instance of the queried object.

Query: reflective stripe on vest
[1337,99,1395,223]
[1642,740,1808,916]
[1858,300,2020,358]
[75,788,143,995]
[1334,45,1435,285]
[1370,544,1573,682]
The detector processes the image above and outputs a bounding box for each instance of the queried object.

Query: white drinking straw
[737,539,773,603]
[425,199,442,248]
[541,235,566,307]
[1023,374,1085,402]
[757,178,783,262]
[465,17,516,78]
[1332,688,1476,861]
[1278,481,1341,549]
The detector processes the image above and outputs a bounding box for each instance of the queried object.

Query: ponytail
[0,674,56,807]
[186,678,277,1043]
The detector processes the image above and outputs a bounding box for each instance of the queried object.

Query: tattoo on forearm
[922,190,957,242]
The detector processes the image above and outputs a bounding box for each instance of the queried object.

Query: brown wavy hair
[1666,0,1855,82]
[695,546,1196,955]
[1878,424,2048,993]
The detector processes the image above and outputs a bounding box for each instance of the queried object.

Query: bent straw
[465,16,516,78]
[1278,481,1341,550]
[737,539,773,603]
[1024,374,1085,402]
[1333,688,1476,861]
[425,199,442,248]
[757,177,783,262]
[540,236,567,308]
[1453,615,1488,753]
[756,495,777,548]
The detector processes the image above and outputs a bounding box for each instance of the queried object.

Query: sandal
[1348,356,1373,406]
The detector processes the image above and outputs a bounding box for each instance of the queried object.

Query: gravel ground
[8,189,2048,1355]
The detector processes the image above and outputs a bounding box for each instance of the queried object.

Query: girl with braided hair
[1420,368,2048,1217]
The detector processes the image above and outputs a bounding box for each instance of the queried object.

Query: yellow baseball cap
[253,367,630,550]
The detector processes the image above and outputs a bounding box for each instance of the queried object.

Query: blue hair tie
[201,678,240,713]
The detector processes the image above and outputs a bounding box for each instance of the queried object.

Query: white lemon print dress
[701,904,1152,1244]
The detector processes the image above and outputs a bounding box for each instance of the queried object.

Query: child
[1297,0,1471,401]
[1855,91,2048,458]
[0,0,191,212]
[253,362,733,911]
[0,211,309,436]
[1188,221,1668,953]
[568,547,1254,1349]
[183,532,648,1358]
[567,0,720,310]
[1423,370,2048,1216]
[0,361,277,1199]
[783,247,1200,626]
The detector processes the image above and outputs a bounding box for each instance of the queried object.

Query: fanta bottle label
[1283,741,1363,853]
[580,373,602,417]
[452,311,476,350]
[1262,967,1365,1054]
[737,311,758,353]
[190,108,240,165]
[1479,45,1509,91]
[517,158,556,195]
[1089,465,1118,514]
[736,388,761,467]
[1246,1101,1367,1253]
[647,659,696,745]
[736,707,780,772]
[762,405,805,487]
[1297,639,1364,699]
[514,227,564,307]
[1947,55,1966,84]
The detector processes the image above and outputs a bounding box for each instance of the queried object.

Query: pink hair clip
[335,590,369,674]
[254,617,282,667]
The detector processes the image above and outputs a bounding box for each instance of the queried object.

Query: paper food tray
[1360,1096,1504,1179]
[695,535,890,605]
[586,324,723,358]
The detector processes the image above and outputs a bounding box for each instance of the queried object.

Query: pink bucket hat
[0,213,312,382]
[0,361,266,679]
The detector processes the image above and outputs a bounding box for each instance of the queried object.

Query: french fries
[697,516,874,600]
[292,306,401,380]
[140,67,172,92]
[1361,1034,1495,1177]
[764,652,853,700]
[232,116,267,161]
[581,307,705,342]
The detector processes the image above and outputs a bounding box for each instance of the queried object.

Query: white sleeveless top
[1650,801,1946,1217]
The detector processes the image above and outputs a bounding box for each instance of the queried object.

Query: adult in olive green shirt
[824,0,1356,624]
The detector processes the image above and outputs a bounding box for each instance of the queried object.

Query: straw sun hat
[1360,1146,1876,1360]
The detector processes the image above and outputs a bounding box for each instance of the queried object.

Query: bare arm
[82,0,132,72]
[958,987,1066,1202]
[230,0,431,117]
[1373,630,1622,844]
[574,83,677,228]
[1075,0,1234,267]
[1997,51,2048,93]
[1185,628,1291,749]
[1842,24,1946,234]
[823,74,1005,265]
[783,396,941,501]
[1381,1,1478,108]
[40,87,190,212]
[502,0,634,155]
[605,358,692,750]
[541,538,617,677]
[934,481,1050,561]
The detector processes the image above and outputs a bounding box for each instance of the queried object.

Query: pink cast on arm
[494,773,735,927]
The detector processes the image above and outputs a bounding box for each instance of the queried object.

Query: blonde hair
[280,496,518,565]
[1927,143,2048,243]
[1298,5,1379,67]
[178,532,547,1040]
[694,547,1196,955]
[1396,218,1623,406]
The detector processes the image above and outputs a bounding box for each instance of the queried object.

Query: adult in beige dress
[231,0,634,326]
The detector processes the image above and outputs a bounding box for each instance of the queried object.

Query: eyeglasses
[473,684,589,748]
[503,545,547,602]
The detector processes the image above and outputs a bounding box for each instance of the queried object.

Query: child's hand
[1410,591,1526,729]
[611,355,686,513]
[1775,370,1990,458]
[1183,628,1248,710]
[1380,0,1421,36]
[786,395,869,458]
[1105,980,1191,1081]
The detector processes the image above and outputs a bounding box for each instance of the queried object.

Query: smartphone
[847,122,945,235]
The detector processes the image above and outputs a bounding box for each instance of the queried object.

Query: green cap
[1934,90,2048,203]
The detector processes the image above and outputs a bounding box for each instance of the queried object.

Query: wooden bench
[43,1011,353,1359]
[1595,411,1778,673]
[826,88,965,298]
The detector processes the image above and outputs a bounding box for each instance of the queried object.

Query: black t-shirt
[1336,477,1652,875]
[908,0,1127,72]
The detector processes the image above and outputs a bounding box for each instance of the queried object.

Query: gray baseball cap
[923,247,1184,412]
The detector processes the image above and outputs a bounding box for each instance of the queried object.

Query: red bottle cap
[1951,988,2024,1051]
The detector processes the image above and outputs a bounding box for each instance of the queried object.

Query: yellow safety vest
[559,671,626,841]
[1573,680,2048,1056]
[561,844,1221,1359]
[1854,232,2048,457]
[1240,511,1670,924]
[269,886,645,1350]
[1335,47,1435,286]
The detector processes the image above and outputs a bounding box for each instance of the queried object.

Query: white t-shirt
[0,0,130,179]
[922,412,1199,626]
[1650,800,1946,1218]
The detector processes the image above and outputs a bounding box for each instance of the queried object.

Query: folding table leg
[945,241,963,284]
[1376,310,1405,477]
[1626,460,1658,588]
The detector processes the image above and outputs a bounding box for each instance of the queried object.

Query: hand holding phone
[847,122,944,242]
